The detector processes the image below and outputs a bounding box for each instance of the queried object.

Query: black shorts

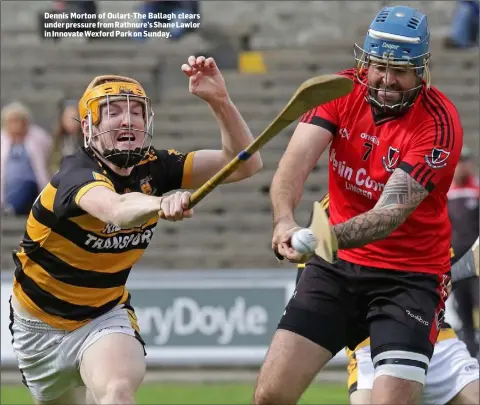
[279,255,450,360]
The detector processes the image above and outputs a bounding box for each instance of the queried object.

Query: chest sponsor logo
[85,226,156,250]
[382,146,400,172]
[425,147,450,169]
[360,132,380,146]
[330,148,386,200]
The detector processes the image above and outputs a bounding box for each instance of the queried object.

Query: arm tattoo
[333,168,429,249]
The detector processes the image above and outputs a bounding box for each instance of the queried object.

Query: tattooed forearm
[333,168,429,249]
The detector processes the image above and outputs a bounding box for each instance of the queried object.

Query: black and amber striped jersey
[13,147,194,331]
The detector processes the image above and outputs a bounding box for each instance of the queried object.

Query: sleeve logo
[425,148,450,169]
[382,146,400,172]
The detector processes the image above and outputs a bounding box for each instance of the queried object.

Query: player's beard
[368,84,421,115]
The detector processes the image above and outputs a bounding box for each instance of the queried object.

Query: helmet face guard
[355,6,431,114]
[79,76,155,168]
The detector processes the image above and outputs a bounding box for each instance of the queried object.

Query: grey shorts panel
[9,299,140,402]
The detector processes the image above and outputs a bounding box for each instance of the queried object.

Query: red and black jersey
[300,69,463,274]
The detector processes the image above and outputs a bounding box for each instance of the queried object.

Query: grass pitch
[1,382,349,404]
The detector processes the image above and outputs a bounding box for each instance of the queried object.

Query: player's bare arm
[333,167,429,249]
[270,123,333,258]
[180,55,263,188]
[78,185,193,228]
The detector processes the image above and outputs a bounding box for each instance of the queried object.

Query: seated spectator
[50,99,83,172]
[1,102,52,216]
[444,0,479,49]
[136,0,200,41]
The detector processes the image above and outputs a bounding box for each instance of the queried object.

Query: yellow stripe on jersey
[127,308,141,334]
[40,183,57,212]
[437,327,457,341]
[320,193,329,210]
[346,349,358,392]
[181,152,195,189]
[74,180,115,205]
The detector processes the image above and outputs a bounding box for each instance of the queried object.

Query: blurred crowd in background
[1,0,479,359]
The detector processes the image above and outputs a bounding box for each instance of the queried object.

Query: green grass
[1,382,348,404]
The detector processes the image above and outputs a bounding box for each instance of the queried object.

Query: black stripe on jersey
[421,89,452,149]
[14,271,123,321]
[419,167,433,187]
[410,162,426,180]
[309,116,338,135]
[427,88,455,149]
[300,107,317,124]
[374,358,428,371]
[32,201,57,230]
[424,171,436,188]
[23,239,131,288]
[399,162,435,192]
[309,107,319,123]
[421,90,441,145]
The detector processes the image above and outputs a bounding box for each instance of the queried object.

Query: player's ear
[81,118,89,135]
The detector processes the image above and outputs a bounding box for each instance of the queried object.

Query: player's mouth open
[117,133,136,142]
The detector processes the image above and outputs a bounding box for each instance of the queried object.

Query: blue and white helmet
[354,6,431,111]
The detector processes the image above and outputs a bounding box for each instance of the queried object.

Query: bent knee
[99,379,136,405]
[253,384,296,405]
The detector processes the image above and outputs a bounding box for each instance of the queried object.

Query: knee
[253,384,292,405]
[99,379,136,405]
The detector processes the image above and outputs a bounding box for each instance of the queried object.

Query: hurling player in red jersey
[254,5,464,405]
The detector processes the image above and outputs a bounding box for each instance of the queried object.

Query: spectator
[1,102,52,216]
[447,145,480,357]
[444,0,479,49]
[50,99,83,172]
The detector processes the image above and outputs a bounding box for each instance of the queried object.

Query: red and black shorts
[279,255,450,362]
